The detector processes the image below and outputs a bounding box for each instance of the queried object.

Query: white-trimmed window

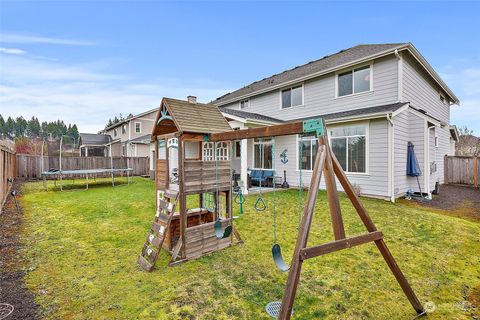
[337,65,371,97]
[439,93,447,105]
[240,99,249,109]
[157,139,166,159]
[298,135,318,171]
[330,124,367,173]
[203,142,215,161]
[114,129,117,137]
[122,125,126,134]
[253,138,273,169]
[135,122,141,133]
[216,142,229,161]
[281,85,303,109]
[235,141,241,159]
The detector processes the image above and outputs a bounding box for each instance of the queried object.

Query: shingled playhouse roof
[153,97,233,136]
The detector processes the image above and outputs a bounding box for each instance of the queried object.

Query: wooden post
[474,156,478,187]
[178,135,187,259]
[319,136,345,240]
[279,145,326,319]
[330,153,424,314]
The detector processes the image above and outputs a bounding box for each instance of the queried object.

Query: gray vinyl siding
[406,111,426,193]
[393,110,410,196]
[222,55,398,120]
[403,52,450,123]
[435,126,451,184]
[246,119,390,199]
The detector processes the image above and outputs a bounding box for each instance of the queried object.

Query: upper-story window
[330,124,367,173]
[240,99,249,109]
[135,122,141,133]
[281,85,303,109]
[337,65,371,97]
[122,125,126,134]
[114,129,117,137]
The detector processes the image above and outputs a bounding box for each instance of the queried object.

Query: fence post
[444,155,448,185]
[474,156,478,188]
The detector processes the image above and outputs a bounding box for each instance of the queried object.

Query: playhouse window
[253,138,273,169]
[216,142,229,161]
[202,142,215,161]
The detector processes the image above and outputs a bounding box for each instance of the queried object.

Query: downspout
[387,114,395,202]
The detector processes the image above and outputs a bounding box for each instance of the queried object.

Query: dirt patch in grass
[400,184,480,222]
[0,180,39,320]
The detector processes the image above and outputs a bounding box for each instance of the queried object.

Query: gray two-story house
[103,108,157,158]
[213,43,459,201]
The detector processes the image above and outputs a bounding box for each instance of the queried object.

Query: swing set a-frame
[139,97,425,319]
[209,118,425,319]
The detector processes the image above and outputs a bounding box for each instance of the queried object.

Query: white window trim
[335,62,374,99]
[135,122,142,133]
[295,121,370,175]
[251,138,274,170]
[239,99,249,109]
[279,83,305,110]
[295,135,318,171]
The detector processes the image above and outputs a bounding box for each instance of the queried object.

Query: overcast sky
[0,1,479,134]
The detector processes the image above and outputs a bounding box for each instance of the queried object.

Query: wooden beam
[279,145,326,320]
[331,152,424,314]
[320,136,345,240]
[209,121,304,142]
[300,231,383,260]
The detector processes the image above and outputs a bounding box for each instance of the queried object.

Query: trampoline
[41,135,133,191]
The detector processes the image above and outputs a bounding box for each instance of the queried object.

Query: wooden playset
[138,97,426,319]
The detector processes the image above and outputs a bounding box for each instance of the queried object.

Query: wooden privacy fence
[16,155,149,180]
[1,145,16,211]
[444,155,479,187]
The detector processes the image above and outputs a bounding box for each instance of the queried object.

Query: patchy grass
[18,177,480,319]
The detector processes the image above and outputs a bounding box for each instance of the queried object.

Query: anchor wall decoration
[280,149,288,164]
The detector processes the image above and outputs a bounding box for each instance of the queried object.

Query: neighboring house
[78,133,112,157]
[213,43,460,201]
[102,108,157,160]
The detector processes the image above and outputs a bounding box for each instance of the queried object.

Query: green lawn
[18,177,480,319]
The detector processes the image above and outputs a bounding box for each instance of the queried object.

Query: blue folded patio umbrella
[406,142,423,198]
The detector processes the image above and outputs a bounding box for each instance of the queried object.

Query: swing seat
[272,243,290,272]
[214,219,232,239]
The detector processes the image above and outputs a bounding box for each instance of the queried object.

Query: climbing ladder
[138,189,179,272]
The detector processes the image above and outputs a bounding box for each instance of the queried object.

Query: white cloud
[0,47,26,55]
[0,55,230,133]
[0,32,96,46]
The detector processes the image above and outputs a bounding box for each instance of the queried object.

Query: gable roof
[104,107,157,131]
[79,133,112,146]
[220,108,283,124]
[153,97,233,136]
[213,43,459,106]
[130,134,151,143]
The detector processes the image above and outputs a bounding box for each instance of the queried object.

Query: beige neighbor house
[102,108,157,162]
[213,43,460,201]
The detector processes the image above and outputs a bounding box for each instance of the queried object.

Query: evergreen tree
[6,117,15,137]
[26,116,41,137]
[0,115,5,136]
[15,116,28,137]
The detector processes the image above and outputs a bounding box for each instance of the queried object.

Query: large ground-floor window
[329,124,367,173]
[298,135,318,171]
[253,138,273,169]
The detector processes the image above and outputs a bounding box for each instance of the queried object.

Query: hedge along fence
[444,155,480,187]
[1,144,16,211]
[16,155,149,180]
